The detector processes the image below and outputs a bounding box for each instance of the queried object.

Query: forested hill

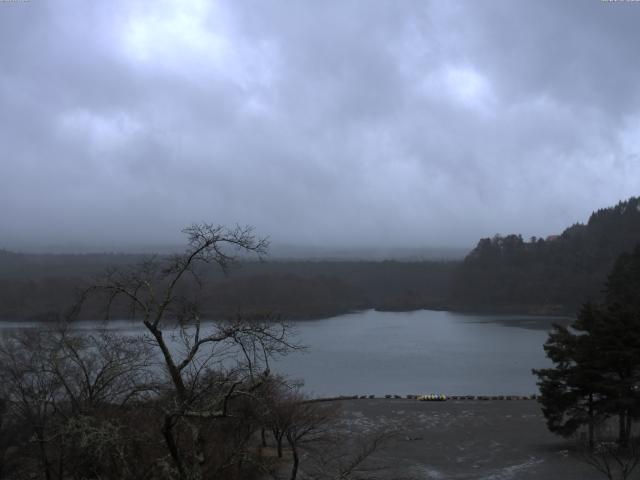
[4,197,640,320]
[451,197,640,314]
[0,252,456,321]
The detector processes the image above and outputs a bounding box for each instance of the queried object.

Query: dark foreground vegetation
[0,325,393,480]
[0,225,391,480]
[533,245,640,479]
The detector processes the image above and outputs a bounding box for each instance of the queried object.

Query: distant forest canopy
[451,196,640,314]
[1,196,640,321]
[0,251,456,321]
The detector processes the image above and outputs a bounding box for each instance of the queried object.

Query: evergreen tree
[596,245,640,446]
[605,245,640,317]
[454,196,640,313]
[534,245,640,447]
[533,303,606,449]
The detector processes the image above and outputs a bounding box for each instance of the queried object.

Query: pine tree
[533,303,605,449]
[534,245,640,447]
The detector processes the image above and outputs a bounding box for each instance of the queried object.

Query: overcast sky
[2,0,640,251]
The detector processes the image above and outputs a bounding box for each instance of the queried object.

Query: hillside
[3,197,639,321]
[451,197,640,313]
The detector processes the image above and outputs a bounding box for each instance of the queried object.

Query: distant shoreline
[0,305,575,323]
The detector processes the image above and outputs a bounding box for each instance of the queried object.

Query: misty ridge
[2,196,640,323]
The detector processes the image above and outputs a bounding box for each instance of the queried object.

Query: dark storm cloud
[1,0,640,250]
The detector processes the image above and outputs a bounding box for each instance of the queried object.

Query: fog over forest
[2,1,640,252]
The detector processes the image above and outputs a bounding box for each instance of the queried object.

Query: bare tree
[0,223,399,480]
[0,326,158,480]
[48,329,156,413]
[257,375,297,459]
[283,397,338,480]
[256,378,339,480]
[0,330,62,480]
[579,439,640,480]
[0,396,8,479]
[75,223,299,479]
[303,426,398,480]
[257,381,395,480]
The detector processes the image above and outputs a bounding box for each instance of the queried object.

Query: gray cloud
[2,0,640,251]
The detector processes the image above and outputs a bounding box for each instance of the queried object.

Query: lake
[272,309,566,397]
[0,309,568,397]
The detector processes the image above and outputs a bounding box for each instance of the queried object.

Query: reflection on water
[0,309,562,397]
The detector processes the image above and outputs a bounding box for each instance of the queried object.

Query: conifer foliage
[456,197,640,313]
[534,245,640,448]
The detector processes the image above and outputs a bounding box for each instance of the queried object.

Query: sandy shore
[331,398,603,479]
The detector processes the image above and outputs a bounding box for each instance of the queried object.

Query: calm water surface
[272,309,567,396]
[0,309,568,397]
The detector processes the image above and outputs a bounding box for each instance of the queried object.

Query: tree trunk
[288,435,299,480]
[147,325,187,400]
[56,446,65,480]
[35,428,52,480]
[162,415,186,480]
[273,430,283,458]
[261,427,267,447]
[588,393,594,450]
[619,412,630,447]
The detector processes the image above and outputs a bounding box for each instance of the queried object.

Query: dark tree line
[0,252,455,322]
[534,245,640,474]
[3,196,640,321]
[453,197,640,313]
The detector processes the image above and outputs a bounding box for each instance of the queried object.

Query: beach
[330,398,603,479]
